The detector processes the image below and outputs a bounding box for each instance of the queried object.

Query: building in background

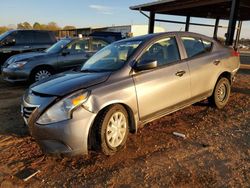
[57,24,165,39]
[104,25,165,37]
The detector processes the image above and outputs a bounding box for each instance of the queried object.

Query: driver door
[0,31,34,66]
[57,39,90,71]
[132,36,191,120]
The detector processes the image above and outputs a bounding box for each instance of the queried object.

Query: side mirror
[62,49,70,56]
[134,60,157,72]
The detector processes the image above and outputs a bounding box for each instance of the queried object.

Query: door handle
[213,59,221,65]
[175,70,186,77]
[24,46,31,49]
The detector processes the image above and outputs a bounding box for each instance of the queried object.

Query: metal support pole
[185,15,191,31]
[148,11,155,34]
[234,21,243,50]
[225,0,240,46]
[213,17,220,39]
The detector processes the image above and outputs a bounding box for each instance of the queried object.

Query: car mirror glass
[134,60,157,72]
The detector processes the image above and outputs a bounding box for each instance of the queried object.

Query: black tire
[30,67,53,83]
[209,77,231,109]
[97,104,129,155]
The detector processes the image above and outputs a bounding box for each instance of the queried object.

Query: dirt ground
[0,69,249,188]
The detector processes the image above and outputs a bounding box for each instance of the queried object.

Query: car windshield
[81,40,142,72]
[0,30,12,41]
[45,39,71,53]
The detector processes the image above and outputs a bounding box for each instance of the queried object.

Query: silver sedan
[22,32,240,156]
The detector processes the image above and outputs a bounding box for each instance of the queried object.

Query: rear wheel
[209,77,231,109]
[97,105,129,155]
[31,67,53,83]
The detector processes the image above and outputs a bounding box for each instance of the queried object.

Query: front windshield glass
[45,39,71,53]
[81,40,142,72]
[0,30,12,41]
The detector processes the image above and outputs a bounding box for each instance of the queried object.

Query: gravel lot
[0,69,249,187]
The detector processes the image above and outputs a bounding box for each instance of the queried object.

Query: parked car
[2,37,111,83]
[21,32,240,156]
[0,30,56,66]
[90,31,123,42]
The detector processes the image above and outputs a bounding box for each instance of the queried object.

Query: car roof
[117,31,215,43]
[10,29,53,33]
[61,36,112,42]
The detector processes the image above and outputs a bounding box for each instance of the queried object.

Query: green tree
[33,22,41,30]
[23,22,32,29]
[0,26,9,34]
[17,22,32,29]
[17,23,25,29]
[47,22,61,31]
[39,24,48,30]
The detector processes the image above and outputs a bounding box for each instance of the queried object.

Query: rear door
[132,36,191,120]
[180,36,221,98]
[15,30,34,52]
[57,39,90,71]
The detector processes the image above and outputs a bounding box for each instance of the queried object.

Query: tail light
[231,50,240,57]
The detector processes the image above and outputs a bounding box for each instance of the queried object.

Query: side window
[15,31,33,44]
[181,37,206,58]
[92,39,109,51]
[138,37,180,67]
[65,40,89,54]
[2,32,17,46]
[202,40,213,52]
[34,32,52,44]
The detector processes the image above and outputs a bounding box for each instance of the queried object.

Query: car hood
[31,71,111,96]
[9,52,48,63]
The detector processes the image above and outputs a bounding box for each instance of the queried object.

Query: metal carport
[130,0,250,48]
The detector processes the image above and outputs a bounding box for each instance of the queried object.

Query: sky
[1,0,250,39]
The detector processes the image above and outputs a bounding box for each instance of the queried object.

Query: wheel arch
[206,71,232,100]
[30,64,55,80]
[216,71,232,85]
[210,71,232,97]
[209,71,232,109]
[88,102,137,150]
[95,103,137,133]
[31,64,55,74]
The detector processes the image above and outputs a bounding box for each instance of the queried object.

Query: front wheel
[97,105,129,155]
[30,67,53,83]
[209,77,231,109]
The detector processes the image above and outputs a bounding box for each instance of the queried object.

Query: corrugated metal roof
[130,0,250,20]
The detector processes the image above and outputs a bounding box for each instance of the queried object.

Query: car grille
[23,106,36,118]
[22,106,37,124]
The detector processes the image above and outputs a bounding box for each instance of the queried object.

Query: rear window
[65,40,89,53]
[34,31,54,44]
[15,31,34,44]
[181,37,213,58]
[92,39,109,51]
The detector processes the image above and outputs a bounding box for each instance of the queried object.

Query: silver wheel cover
[35,70,51,82]
[105,111,127,148]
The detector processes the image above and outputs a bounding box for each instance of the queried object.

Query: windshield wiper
[81,69,101,73]
[81,68,115,73]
